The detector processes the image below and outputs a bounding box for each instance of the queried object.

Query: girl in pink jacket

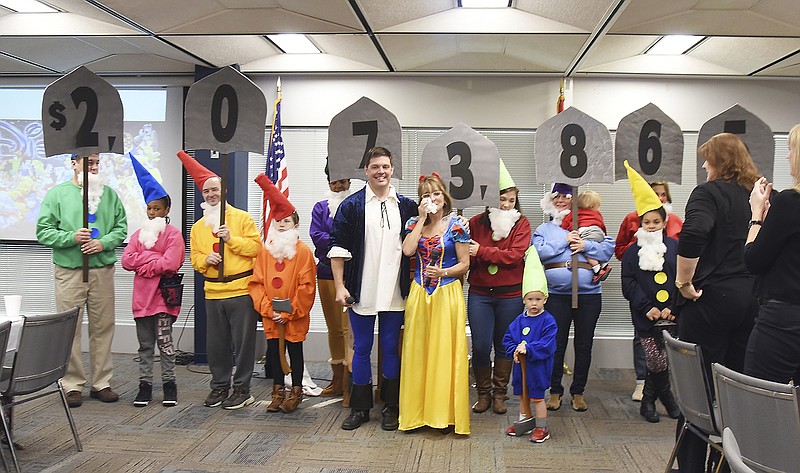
[122,154,185,407]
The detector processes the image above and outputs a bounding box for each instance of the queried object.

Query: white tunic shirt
[356,184,405,314]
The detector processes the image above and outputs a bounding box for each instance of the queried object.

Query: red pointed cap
[177,150,218,190]
[255,174,295,222]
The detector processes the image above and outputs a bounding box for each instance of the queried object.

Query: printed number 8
[560,123,587,179]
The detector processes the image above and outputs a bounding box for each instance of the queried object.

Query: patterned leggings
[640,335,668,373]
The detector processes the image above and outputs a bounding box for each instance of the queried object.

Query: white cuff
[327,246,352,260]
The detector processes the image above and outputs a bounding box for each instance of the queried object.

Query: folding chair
[662,330,724,473]
[0,307,81,473]
[722,427,757,473]
[712,362,800,473]
[0,320,13,471]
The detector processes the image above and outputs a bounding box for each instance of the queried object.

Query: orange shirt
[248,240,317,343]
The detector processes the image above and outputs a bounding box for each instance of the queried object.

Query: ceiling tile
[242,53,386,72]
[0,12,138,36]
[378,8,586,33]
[577,54,741,76]
[356,0,452,31]
[689,37,800,74]
[168,35,279,68]
[310,34,388,70]
[0,37,109,72]
[85,53,195,74]
[579,35,661,69]
[515,0,619,31]
[0,54,51,73]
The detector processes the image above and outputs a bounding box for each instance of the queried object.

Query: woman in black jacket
[743,123,800,384]
[674,133,761,473]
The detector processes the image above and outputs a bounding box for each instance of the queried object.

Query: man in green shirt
[37,154,127,407]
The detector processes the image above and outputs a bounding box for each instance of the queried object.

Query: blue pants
[467,292,522,367]
[349,309,403,385]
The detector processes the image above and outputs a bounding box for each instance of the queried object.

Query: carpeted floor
[6,354,676,472]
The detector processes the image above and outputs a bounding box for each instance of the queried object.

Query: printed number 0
[560,124,587,179]
[71,86,99,148]
[638,119,662,175]
[446,141,474,201]
[211,84,238,143]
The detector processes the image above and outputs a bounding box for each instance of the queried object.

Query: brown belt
[214,270,253,283]
[543,262,594,271]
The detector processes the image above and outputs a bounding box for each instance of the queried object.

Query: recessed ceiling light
[265,34,320,54]
[0,0,58,13]
[458,0,510,8]
[645,35,704,55]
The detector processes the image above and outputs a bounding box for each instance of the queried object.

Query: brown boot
[280,386,303,413]
[320,363,344,397]
[342,369,352,408]
[471,365,493,413]
[266,385,285,412]
[492,358,513,414]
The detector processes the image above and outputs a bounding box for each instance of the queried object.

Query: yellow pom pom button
[654,272,667,285]
[522,327,530,336]
[488,264,499,275]
[656,289,669,303]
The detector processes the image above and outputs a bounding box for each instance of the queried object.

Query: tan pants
[55,265,116,392]
[317,278,353,368]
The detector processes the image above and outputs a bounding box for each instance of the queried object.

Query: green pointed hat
[499,159,515,191]
[522,246,548,298]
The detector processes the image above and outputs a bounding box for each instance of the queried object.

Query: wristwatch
[748,220,762,229]
[675,279,692,289]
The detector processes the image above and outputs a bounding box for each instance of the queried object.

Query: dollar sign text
[49,101,66,130]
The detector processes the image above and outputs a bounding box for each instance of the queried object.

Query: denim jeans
[467,292,522,367]
[545,293,602,396]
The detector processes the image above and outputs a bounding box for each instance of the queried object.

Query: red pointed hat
[255,173,295,222]
[177,150,218,190]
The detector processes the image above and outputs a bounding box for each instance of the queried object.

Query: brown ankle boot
[472,365,493,413]
[266,385,285,412]
[320,363,344,397]
[280,386,303,413]
[342,369,352,408]
[492,358,513,414]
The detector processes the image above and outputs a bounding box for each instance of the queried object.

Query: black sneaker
[162,381,177,407]
[204,388,229,407]
[221,387,255,410]
[134,381,152,407]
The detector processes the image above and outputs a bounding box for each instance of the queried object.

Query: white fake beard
[420,196,439,215]
[636,228,666,271]
[138,217,166,249]
[200,202,221,233]
[326,189,352,219]
[266,225,299,262]
[540,194,570,225]
[663,202,673,215]
[488,207,521,241]
[76,172,104,214]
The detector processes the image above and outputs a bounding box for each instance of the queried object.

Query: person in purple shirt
[309,160,352,400]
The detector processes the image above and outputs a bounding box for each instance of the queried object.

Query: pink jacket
[122,224,185,318]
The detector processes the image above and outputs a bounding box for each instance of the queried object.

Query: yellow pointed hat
[499,158,515,191]
[624,160,663,217]
[522,246,548,298]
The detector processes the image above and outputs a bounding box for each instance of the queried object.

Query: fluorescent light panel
[0,0,57,12]
[459,0,510,7]
[646,35,704,55]
[266,34,320,54]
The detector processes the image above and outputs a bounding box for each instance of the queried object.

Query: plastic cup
[3,295,21,318]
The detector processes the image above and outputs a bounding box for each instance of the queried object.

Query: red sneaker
[592,264,612,284]
[530,427,551,443]
[506,422,534,436]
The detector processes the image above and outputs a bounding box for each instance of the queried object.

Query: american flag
[262,95,289,241]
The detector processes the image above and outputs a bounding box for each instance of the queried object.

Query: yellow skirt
[399,280,471,435]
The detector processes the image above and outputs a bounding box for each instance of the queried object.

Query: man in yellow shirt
[179,151,262,410]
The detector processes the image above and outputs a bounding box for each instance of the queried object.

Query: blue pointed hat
[129,153,168,204]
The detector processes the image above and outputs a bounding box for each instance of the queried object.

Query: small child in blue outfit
[502,247,558,443]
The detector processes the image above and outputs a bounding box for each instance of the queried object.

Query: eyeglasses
[380,200,390,229]
[421,191,443,200]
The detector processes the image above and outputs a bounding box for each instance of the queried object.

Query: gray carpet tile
[5,353,676,472]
